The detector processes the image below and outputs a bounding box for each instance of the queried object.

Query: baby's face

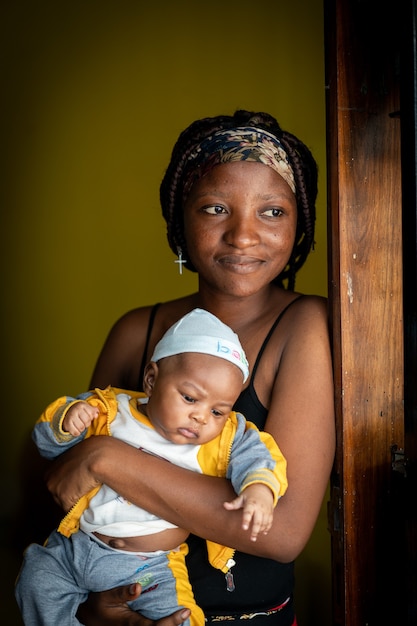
[145,353,243,445]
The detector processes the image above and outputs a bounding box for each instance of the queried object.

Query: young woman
[46,111,335,626]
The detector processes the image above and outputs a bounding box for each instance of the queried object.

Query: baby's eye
[262,207,284,218]
[211,409,223,417]
[182,394,195,403]
[203,205,227,215]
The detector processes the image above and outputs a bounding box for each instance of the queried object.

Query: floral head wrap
[182,126,295,201]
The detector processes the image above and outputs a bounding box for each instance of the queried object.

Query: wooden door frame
[398,0,417,621]
[324,1,404,623]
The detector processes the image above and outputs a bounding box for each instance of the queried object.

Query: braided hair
[159,110,318,290]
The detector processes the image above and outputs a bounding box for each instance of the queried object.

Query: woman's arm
[89,307,154,391]
[47,298,335,563]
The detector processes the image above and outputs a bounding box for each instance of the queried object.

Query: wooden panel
[400,1,417,621]
[325,1,404,624]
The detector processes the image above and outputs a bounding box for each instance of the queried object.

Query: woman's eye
[262,207,284,218]
[203,205,226,215]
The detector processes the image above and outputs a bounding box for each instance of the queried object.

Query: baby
[16,308,287,626]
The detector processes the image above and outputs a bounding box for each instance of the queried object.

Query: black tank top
[233,297,303,429]
[139,299,303,621]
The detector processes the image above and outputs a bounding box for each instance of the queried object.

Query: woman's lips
[218,255,264,272]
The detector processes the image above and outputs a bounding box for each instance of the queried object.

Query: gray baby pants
[15,529,198,625]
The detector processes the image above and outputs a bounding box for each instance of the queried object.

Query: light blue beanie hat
[151,308,249,383]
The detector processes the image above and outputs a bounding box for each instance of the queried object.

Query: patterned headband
[182,126,296,201]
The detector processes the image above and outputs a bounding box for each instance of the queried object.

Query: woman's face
[183,160,297,297]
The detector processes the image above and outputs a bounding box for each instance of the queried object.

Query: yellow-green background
[0,1,330,623]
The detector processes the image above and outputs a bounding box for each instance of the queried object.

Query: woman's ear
[143,362,158,397]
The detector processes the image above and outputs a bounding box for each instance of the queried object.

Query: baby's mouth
[178,427,199,439]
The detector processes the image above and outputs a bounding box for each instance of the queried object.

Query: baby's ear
[143,361,158,396]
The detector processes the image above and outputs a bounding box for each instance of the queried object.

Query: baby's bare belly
[93,527,189,552]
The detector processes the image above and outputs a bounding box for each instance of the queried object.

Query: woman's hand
[45,436,108,511]
[76,583,191,626]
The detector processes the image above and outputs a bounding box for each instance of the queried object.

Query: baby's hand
[223,483,276,542]
[62,402,99,437]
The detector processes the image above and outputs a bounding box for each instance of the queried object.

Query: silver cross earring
[174,247,187,275]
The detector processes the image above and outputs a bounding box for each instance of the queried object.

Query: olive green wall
[0,1,330,624]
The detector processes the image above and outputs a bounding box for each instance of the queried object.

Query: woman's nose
[224,213,260,248]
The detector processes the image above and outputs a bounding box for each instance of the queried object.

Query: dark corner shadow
[11,433,63,556]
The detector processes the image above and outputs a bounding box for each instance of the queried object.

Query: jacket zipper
[58,388,113,535]
[224,430,236,592]
[225,557,236,592]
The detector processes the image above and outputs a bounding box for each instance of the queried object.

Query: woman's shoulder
[270,291,328,328]
[261,291,330,358]
[109,294,199,342]
[275,293,331,364]
[91,298,197,390]
[297,293,328,321]
[292,291,327,305]
[111,304,159,332]
[283,292,329,334]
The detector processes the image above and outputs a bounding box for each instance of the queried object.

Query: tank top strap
[248,295,305,384]
[137,303,161,390]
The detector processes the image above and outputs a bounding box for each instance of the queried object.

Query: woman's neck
[193,283,290,332]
